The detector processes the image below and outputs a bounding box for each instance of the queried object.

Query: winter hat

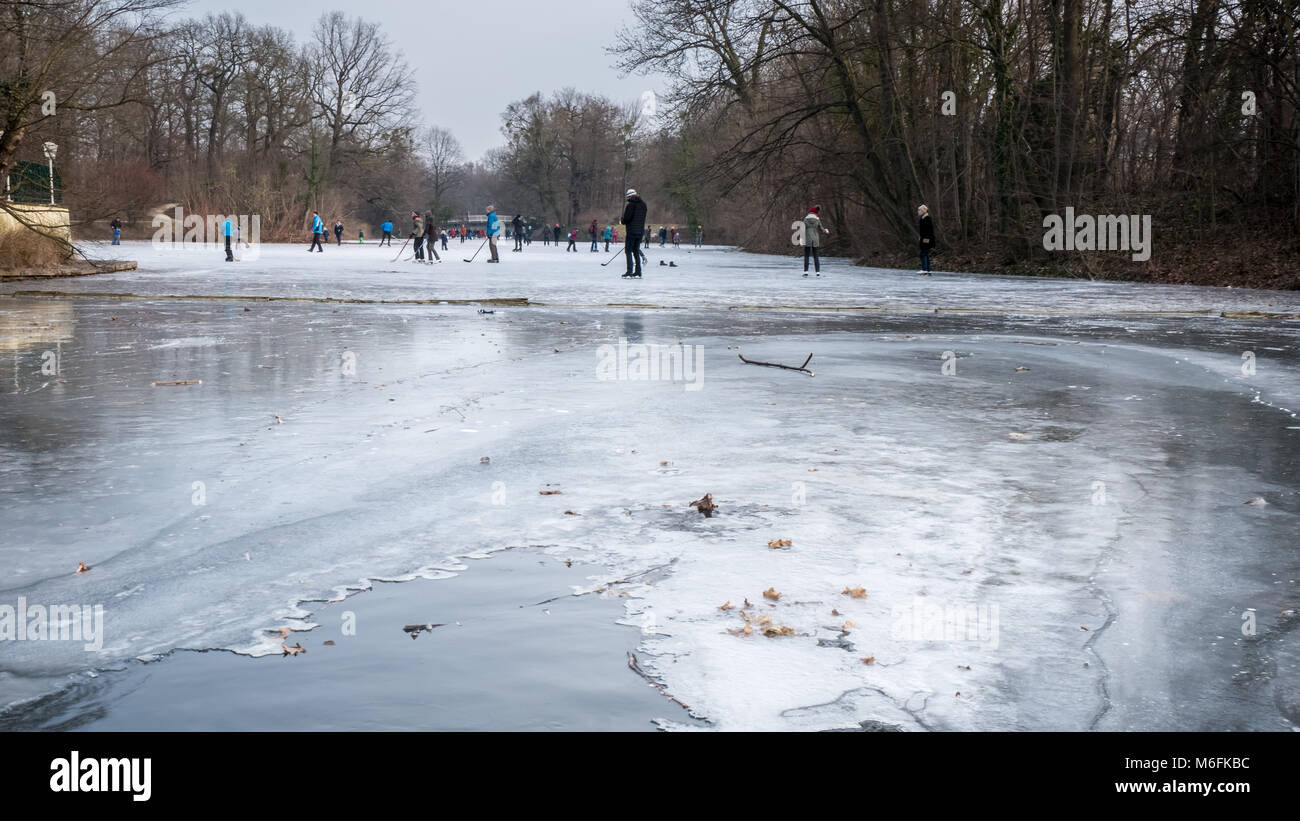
[486,205,494,212]
[809,205,820,214]
[626,188,637,198]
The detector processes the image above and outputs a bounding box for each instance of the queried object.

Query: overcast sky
[183,0,663,162]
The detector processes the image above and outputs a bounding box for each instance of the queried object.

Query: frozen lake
[2,240,1299,730]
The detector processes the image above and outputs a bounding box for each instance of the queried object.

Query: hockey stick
[599,248,623,267]
[391,236,412,262]
[463,237,489,262]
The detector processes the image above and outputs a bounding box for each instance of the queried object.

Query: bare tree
[305,11,415,183]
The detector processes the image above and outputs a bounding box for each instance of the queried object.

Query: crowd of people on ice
[148,190,938,276]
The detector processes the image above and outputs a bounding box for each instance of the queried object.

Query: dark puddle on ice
[0,550,702,731]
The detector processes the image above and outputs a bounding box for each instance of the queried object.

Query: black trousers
[624,233,643,275]
[310,233,323,251]
[804,246,820,272]
[381,231,392,246]
[225,236,233,261]
[334,230,342,245]
[413,236,424,259]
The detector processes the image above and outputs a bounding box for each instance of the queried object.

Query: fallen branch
[627,652,693,711]
[738,352,814,376]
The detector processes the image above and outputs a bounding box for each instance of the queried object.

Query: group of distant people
[108,196,936,274]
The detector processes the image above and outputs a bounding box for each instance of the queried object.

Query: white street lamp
[42,141,57,205]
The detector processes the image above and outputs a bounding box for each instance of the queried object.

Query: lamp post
[42,141,57,205]
[1,130,9,202]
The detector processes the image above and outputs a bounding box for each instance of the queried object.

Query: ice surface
[1,241,1298,730]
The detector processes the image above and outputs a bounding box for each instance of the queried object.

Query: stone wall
[0,203,72,242]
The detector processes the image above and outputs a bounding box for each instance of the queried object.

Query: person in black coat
[620,188,648,278]
[918,204,935,275]
[512,215,524,251]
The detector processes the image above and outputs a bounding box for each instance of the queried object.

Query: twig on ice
[738,352,814,376]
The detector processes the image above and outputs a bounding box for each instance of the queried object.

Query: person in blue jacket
[309,211,324,252]
[380,220,394,246]
[223,217,234,262]
[485,205,500,262]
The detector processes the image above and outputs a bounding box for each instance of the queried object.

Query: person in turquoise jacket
[485,205,500,262]
[603,224,612,252]
[223,218,234,262]
[309,211,324,252]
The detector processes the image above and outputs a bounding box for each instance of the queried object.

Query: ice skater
[333,219,344,245]
[802,205,828,275]
[485,205,500,262]
[410,212,425,261]
[424,212,441,261]
[380,219,394,246]
[110,217,122,245]
[918,204,934,275]
[512,214,524,251]
[309,211,325,252]
[223,217,234,262]
[620,188,647,278]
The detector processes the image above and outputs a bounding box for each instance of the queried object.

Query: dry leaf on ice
[842,586,868,599]
[539,489,563,495]
[762,587,781,601]
[718,601,734,611]
[282,642,305,656]
[861,656,875,665]
[843,620,857,629]
[831,608,841,616]
[75,561,90,574]
[689,493,718,517]
[767,539,792,548]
